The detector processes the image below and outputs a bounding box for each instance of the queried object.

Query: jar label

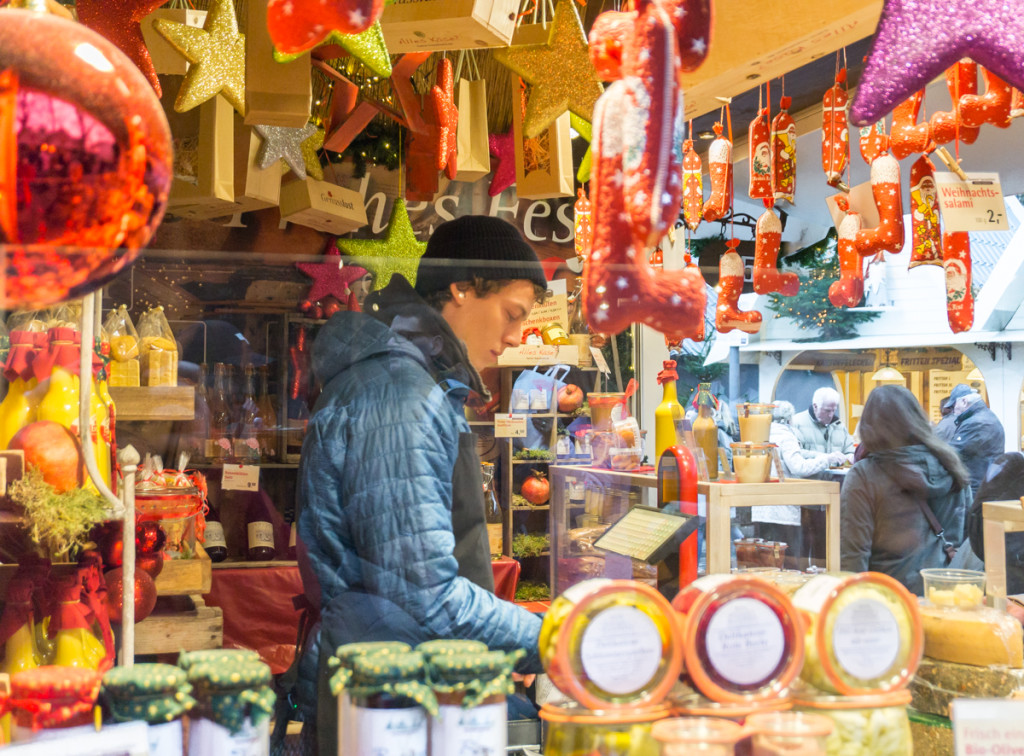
[248,521,274,548]
[704,597,786,686]
[353,706,427,756]
[289,521,297,549]
[691,574,735,594]
[205,522,227,549]
[579,605,662,696]
[831,597,901,680]
[792,574,843,614]
[429,702,505,756]
[188,716,268,756]
[149,720,184,756]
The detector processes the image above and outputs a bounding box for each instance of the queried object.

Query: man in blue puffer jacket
[294,216,548,754]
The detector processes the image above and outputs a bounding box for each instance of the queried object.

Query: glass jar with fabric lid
[329,641,412,754]
[102,663,196,756]
[7,665,102,742]
[185,659,275,756]
[426,649,522,755]
[177,648,260,672]
[415,639,487,662]
[333,651,438,756]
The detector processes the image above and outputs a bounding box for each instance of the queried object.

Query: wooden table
[701,478,841,575]
[981,499,1024,609]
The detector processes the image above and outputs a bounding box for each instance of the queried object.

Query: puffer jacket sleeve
[771,424,829,478]
[840,463,875,573]
[303,386,542,670]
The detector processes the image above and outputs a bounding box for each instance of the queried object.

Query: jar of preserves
[541,702,667,756]
[329,642,412,756]
[652,716,743,756]
[426,650,519,755]
[793,689,913,756]
[185,659,275,756]
[102,663,196,756]
[540,322,570,346]
[669,694,793,756]
[7,666,101,742]
[672,575,805,704]
[745,710,833,756]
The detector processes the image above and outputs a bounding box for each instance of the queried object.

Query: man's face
[953,395,972,416]
[813,398,838,425]
[442,280,537,371]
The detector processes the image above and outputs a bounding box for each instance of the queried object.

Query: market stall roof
[739,329,1020,355]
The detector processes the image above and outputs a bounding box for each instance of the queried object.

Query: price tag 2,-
[222,464,260,491]
[935,172,1009,231]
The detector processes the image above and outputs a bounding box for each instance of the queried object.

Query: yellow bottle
[693,382,720,480]
[0,377,36,449]
[88,376,111,489]
[50,582,100,670]
[96,370,116,493]
[654,360,682,462]
[0,582,41,675]
[38,364,81,432]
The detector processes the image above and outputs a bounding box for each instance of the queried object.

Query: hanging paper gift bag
[232,117,283,214]
[279,177,368,234]
[454,77,490,183]
[165,93,237,220]
[512,85,573,200]
[245,0,312,127]
[380,0,519,52]
[141,6,207,76]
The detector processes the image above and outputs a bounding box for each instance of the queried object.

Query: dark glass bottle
[203,501,228,563]
[208,363,233,461]
[245,493,276,561]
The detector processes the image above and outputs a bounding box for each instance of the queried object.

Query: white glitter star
[616,276,628,289]
[691,38,707,55]
[348,9,366,26]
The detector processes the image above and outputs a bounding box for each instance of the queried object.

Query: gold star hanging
[336,199,426,290]
[301,126,326,181]
[493,0,603,139]
[154,0,246,114]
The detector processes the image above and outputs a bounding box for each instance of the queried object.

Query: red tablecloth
[205,559,522,673]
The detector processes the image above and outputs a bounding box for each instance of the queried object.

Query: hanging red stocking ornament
[771,96,796,203]
[703,122,732,222]
[890,90,930,160]
[943,231,974,333]
[748,106,773,205]
[854,153,905,257]
[859,120,889,165]
[753,209,798,296]
[828,198,865,308]
[909,155,943,268]
[930,60,981,145]
[583,0,705,341]
[959,67,1013,129]
[821,68,849,188]
[682,137,704,230]
[715,239,761,334]
[1011,87,1024,119]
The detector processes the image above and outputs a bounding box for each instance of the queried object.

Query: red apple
[8,421,85,492]
[558,384,584,413]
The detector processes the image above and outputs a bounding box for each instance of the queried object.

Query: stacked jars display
[6,666,102,742]
[102,663,196,756]
[183,656,275,756]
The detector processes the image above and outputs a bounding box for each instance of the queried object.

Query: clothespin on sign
[934,145,970,183]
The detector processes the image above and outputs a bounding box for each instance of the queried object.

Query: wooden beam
[679,0,883,120]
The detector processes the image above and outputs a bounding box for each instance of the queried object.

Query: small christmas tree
[764,230,881,341]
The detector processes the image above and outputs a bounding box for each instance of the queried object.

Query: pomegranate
[557,384,584,413]
[521,470,550,505]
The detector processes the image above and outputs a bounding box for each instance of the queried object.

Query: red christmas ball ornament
[322,297,342,318]
[0,9,172,309]
[104,567,157,624]
[135,520,165,556]
[91,521,123,569]
[299,299,314,314]
[136,551,164,580]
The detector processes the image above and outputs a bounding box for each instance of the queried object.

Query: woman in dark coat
[841,385,972,594]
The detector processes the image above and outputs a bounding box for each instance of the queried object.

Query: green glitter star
[273,21,392,78]
[336,199,426,289]
[569,113,592,183]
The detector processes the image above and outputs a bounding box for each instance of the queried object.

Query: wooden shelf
[110,386,195,421]
[513,551,551,558]
[193,461,299,469]
[512,505,549,511]
[212,559,298,569]
[154,543,212,596]
[511,458,555,465]
[134,595,222,655]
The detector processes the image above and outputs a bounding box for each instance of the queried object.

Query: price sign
[222,464,260,491]
[494,415,528,438]
[952,699,1024,755]
[590,347,611,374]
[935,172,1008,231]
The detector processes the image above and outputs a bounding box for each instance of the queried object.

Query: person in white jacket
[752,401,845,567]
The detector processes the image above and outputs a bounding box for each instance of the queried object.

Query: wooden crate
[981,499,1024,609]
[134,595,223,655]
[109,386,195,421]
[155,543,212,596]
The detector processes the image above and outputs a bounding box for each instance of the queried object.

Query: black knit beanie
[413,215,548,298]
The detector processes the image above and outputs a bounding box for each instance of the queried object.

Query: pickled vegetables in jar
[793,689,912,756]
[541,703,665,756]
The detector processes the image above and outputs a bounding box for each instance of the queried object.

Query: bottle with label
[692,383,719,480]
[234,365,262,463]
[203,500,228,563]
[245,492,276,561]
[181,362,211,464]
[208,363,233,461]
[654,360,682,461]
[481,462,503,557]
[0,331,40,448]
[256,365,278,461]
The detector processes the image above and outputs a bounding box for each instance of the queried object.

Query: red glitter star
[428,58,458,179]
[488,130,516,197]
[267,0,383,58]
[76,0,167,95]
[297,241,368,303]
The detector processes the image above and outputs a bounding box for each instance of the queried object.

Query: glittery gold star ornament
[336,199,426,289]
[569,112,592,183]
[301,126,326,181]
[154,0,246,114]
[493,0,603,139]
[255,123,319,179]
[325,22,392,78]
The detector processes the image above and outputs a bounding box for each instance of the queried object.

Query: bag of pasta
[103,305,141,387]
[137,306,178,387]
